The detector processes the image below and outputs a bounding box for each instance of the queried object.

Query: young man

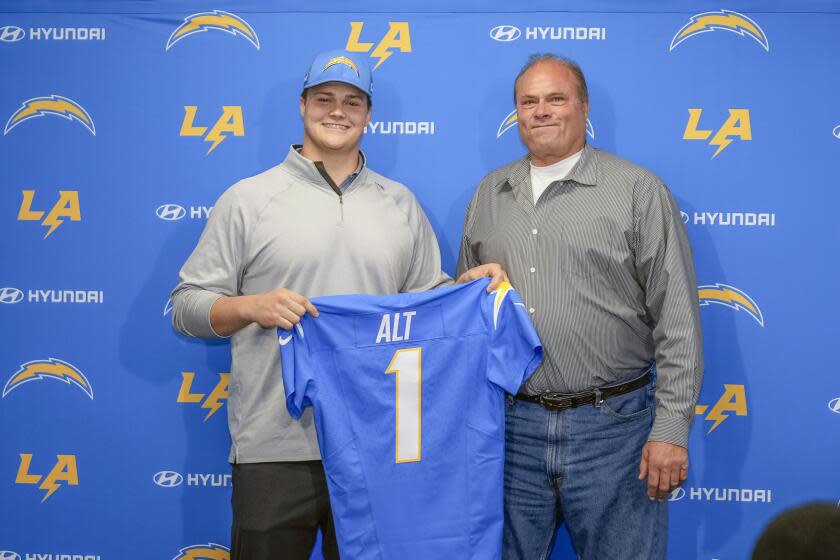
[171,49,503,559]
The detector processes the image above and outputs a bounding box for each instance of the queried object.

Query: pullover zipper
[314,161,344,222]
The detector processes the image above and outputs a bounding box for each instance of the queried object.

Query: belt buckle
[539,394,573,411]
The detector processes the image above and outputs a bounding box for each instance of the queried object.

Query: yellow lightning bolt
[698,287,758,315]
[201,395,225,421]
[492,281,513,329]
[370,42,394,71]
[181,547,229,560]
[201,373,229,421]
[204,128,227,154]
[42,212,64,239]
[11,99,90,128]
[678,14,763,43]
[40,477,61,502]
[173,14,255,43]
[8,361,89,392]
[708,135,733,159]
[705,407,729,434]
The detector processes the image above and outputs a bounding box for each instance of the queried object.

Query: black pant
[231,461,339,559]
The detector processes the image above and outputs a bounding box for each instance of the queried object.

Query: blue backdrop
[2,1,839,559]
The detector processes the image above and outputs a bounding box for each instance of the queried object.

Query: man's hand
[246,288,319,329]
[456,263,509,291]
[210,289,319,336]
[638,441,688,501]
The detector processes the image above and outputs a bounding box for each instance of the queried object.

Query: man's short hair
[752,502,840,560]
[513,53,589,106]
[301,88,372,109]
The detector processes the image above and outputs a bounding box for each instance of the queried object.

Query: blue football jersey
[279,279,543,559]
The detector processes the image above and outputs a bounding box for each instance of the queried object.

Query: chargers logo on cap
[166,10,260,51]
[3,358,93,399]
[698,283,764,326]
[670,10,769,51]
[497,109,595,140]
[322,56,360,76]
[4,95,95,136]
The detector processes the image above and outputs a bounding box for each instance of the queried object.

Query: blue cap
[303,49,373,97]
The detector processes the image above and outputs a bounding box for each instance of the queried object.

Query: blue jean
[502,378,667,560]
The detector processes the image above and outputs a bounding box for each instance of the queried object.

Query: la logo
[16,453,79,502]
[180,106,245,155]
[346,22,412,69]
[683,108,751,158]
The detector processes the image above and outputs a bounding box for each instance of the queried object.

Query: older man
[457,54,703,558]
[172,48,503,560]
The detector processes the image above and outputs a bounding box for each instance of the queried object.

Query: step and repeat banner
[1,1,838,559]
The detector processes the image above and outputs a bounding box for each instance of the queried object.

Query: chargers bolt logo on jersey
[497,108,595,140]
[4,95,95,135]
[346,22,411,70]
[166,10,259,51]
[670,10,769,51]
[172,543,230,560]
[16,453,79,502]
[3,358,93,399]
[698,283,764,326]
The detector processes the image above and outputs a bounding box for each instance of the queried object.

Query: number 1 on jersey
[385,347,422,463]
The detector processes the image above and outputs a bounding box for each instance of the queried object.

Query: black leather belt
[515,369,653,411]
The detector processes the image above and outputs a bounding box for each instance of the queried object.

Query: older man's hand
[456,263,509,291]
[639,441,689,501]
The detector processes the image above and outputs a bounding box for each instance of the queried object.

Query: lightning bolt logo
[496,109,595,140]
[166,10,260,51]
[4,95,95,136]
[3,358,93,399]
[670,10,769,52]
[698,283,764,326]
[172,543,230,560]
[695,384,748,434]
[323,56,359,76]
[491,281,513,329]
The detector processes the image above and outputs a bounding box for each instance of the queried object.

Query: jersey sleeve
[485,282,543,394]
[279,321,314,419]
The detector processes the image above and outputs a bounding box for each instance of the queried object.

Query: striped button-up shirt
[457,144,703,447]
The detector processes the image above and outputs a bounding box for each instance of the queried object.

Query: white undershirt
[529,149,583,204]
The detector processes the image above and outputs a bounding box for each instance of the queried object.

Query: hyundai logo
[0,26,25,42]
[829,397,840,414]
[0,551,21,560]
[163,298,173,317]
[153,470,184,487]
[680,211,690,224]
[669,487,686,501]
[156,204,186,221]
[833,124,840,140]
[0,287,24,304]
[489,25,521,42]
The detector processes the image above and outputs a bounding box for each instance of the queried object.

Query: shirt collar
[283,144,367,191]
[505,143,598,195]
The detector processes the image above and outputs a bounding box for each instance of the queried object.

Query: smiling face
[515,60,589,166]
[300,82,371,159]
